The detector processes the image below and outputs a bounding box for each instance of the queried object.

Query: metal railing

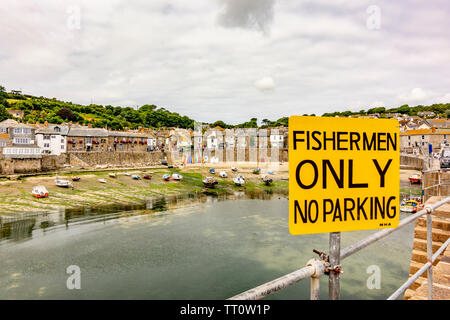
[422,168,450,202]
[229,196,450,300]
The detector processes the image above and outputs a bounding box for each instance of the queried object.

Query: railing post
[310,277,320,300]
[329,232,341,300]
[426,207,433,300]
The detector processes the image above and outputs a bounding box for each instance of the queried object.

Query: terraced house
[66,125,109,152]
[0,119,41,158]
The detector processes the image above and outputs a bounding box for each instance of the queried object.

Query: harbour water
[0,191,414,299]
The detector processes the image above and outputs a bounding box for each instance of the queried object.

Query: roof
[0,119,33,128]
[68,127,108,137]
[36,125,69,135]
[108,131,149,138]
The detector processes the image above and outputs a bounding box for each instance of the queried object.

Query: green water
[0,192,414,299]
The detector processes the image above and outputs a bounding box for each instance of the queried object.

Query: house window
[61,138,64,143]
[51,135,56,139]
[13,138,31,144]
[0,128,7,133]
[0,141,5,147]
[422,135,424,139]
[54,127,61,132]
[44,135,50,140]
[44,143,50,148]
[61,145,65,150]
[408,136,411,140]
[86,137,92,144]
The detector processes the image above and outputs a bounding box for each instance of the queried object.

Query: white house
[35,125,68,155]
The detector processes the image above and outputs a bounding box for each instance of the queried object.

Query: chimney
[88,123,92,128]
[44,121,48,128]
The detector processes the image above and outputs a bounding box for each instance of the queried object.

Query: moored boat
[108,173,116,178]
[261,174,273,186]
[143,174,152,180]
[124,172,131,176]
[71,176,80,182]
[231,167,238,172]
[253,168,261,174]
[162,174,171,181]
[55,178,71,188]
[98,179,107,183]
[400,200,420,213]
[409,173,422,184]
[203,177,218,188]
[219,171,227,178]
[209,168,216,174]
[233,175,245,186]
[172,173,183,181]
[132,174,141,180]
[32,185,48,198]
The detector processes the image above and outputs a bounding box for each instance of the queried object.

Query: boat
[231,167,238,172]
[267,170,276,175]
[261,175,273,186]
[143,174,152,180]
[233,175,245,186]
[219,171,227,178]
[71,176,80,182]
[400,200,420,213]
[253,168,261,174]
[162,174,171,181]
[209,168,216,174]
[172,173,183,181]
[132,175,141,180]
[32,185,48,198]
[108,173,116,178]
[409,173,422,184]
[124,172,131,176]
[55,178,71,188]
[98,179,107,183]
[203,177,218,189]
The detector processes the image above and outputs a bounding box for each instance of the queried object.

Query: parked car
[439,148,450,169]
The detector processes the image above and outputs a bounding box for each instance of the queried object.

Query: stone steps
[414,226,450,243]
[415,215,450,231]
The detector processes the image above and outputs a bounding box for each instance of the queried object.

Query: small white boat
[203,177,218,188]
[98,179,107,183]
[261,174,273,186]
[109,173,116,178]
[124,172,131,176]
[231,167,238,172]
[132,175,141,180]
[55,178,71,188]
[32,185,48,198]
[219,171,227,178]
[233,175,245,186]
[172,173,183,181]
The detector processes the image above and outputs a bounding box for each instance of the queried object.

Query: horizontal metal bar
[423,182,450,191]
[387,237,450,300]
[340,197,450,260]
[228,266,315,300]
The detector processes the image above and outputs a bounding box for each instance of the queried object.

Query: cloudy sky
[1,0,449,124]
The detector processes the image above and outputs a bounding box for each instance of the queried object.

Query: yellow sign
[289,116,399,235]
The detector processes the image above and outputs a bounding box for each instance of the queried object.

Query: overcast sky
[1,0,449,124]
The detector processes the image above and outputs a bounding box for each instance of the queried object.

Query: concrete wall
[400,154,425,170]
[68,151,167,168]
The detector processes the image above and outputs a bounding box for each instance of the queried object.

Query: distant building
[7,109,24,119]
[0,119,41,158]
[67,126,109,152]
[35,124,69,155]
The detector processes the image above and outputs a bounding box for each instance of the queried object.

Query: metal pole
[426,209,433,300]
[310,277,320,300]
[329,232,341,300]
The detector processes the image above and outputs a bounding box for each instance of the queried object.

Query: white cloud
[254,76,275,92]
[397,88,429,106]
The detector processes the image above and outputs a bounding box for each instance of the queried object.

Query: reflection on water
[0,189,287,242]
[0,188,413,300]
